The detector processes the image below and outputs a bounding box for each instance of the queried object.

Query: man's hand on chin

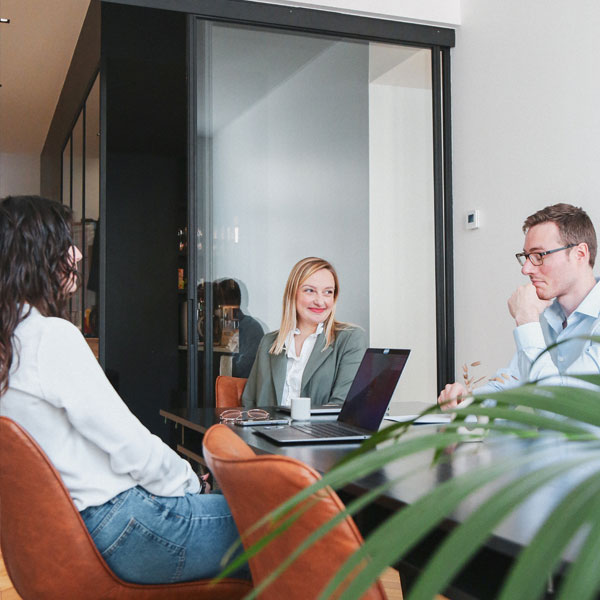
[508,283,552,326]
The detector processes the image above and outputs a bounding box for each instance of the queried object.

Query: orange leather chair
[203,424,389,600]
[215,375,247,408]
[0,417,252,600]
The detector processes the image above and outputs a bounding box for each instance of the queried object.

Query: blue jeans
[80,486,250,584]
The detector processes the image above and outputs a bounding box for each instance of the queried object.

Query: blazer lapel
[270,351,288,406]
[301,334,332,388]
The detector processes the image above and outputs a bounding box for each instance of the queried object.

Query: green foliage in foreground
[217,371,600,600]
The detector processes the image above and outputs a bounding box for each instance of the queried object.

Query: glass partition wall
[61,74,100,352]
[189,17,453,409]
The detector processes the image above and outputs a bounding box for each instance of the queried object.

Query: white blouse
[281,322,324,406]
[0,307,200,510]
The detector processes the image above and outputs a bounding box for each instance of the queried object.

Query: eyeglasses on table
[219,408,270,423]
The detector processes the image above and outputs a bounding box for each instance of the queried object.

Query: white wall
[451,0,600,382]
[0,153,40,197]
[246,0,461,26]
[369,47,437,403]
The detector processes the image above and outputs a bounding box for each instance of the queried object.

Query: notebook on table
[255,348,410,444]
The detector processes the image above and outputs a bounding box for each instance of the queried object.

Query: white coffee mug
[291,397,311,421]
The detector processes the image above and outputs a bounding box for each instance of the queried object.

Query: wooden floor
[0,549,21,600]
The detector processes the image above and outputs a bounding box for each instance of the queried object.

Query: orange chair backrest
[215,375,247,408]
[0,417,251,600]
[203,424,388,600]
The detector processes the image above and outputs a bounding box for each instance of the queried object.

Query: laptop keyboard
[291,422,362,437]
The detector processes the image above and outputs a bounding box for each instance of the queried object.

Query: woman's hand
[200,472,212,494]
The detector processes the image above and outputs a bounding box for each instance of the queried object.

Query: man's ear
[574,242,590,263]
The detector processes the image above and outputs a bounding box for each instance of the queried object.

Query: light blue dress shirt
[477,278,600,395]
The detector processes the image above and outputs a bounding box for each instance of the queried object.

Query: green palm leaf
[319,441,569,599]
[406,452,600,600]
[557,505,600,600]
[498,470,600,600]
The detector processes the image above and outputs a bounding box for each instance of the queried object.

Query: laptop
[255,348,410,444]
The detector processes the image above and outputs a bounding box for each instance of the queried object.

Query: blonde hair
[269,257,343,354]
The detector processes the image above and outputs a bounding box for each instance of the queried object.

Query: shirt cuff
[513,321,546,352]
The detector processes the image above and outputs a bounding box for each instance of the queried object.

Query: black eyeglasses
[515,244,576,267]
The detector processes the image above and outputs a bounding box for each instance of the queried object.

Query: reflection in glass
[84,75,100,337]
[197,22,438,405]
[215,278,264,378]
[71,112,84,331]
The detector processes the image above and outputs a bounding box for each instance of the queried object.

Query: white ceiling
[0,0,90,155]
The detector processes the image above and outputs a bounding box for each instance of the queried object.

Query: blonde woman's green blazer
[241,326,367,408]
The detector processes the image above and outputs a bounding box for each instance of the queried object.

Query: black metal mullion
[69,135,73,210]
[99,63,107,365]
[431,47,448,393]
[442,47,455,386]
[187,15,198,411]
[199,20,214,409]
[81,104,87,335]
[68,134,74,322]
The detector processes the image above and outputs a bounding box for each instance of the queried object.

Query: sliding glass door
[189,14,453,409]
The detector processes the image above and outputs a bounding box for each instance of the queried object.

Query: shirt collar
[545,277,600,331]
[571,278,600,318]
[285,322,324,357]
[544,299,566,332]
[293,322,324,337]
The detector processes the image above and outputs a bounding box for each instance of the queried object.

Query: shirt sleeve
[472,352,521,402]
[241,333,271,408]
[514,321,600,386]
[37,318,200,496]
[329,327,368,404]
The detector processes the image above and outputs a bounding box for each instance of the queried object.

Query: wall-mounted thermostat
[466,210,480,230]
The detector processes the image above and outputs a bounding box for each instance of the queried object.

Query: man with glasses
[439,203,600,408]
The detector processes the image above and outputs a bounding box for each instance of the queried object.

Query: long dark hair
[0,195,77,395]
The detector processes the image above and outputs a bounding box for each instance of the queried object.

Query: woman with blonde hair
[242,257,366,408]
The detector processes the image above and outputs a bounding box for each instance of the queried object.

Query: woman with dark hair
[0,196,246,584]
[242,256,366,408]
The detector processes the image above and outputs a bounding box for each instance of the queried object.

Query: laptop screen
[338,348,410,432]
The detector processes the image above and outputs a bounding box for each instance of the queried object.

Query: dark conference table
[160,406,584,600]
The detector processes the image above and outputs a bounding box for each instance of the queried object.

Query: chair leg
[381,567,403,600]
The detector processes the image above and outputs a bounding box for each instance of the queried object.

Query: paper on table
[385,413,453,424]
